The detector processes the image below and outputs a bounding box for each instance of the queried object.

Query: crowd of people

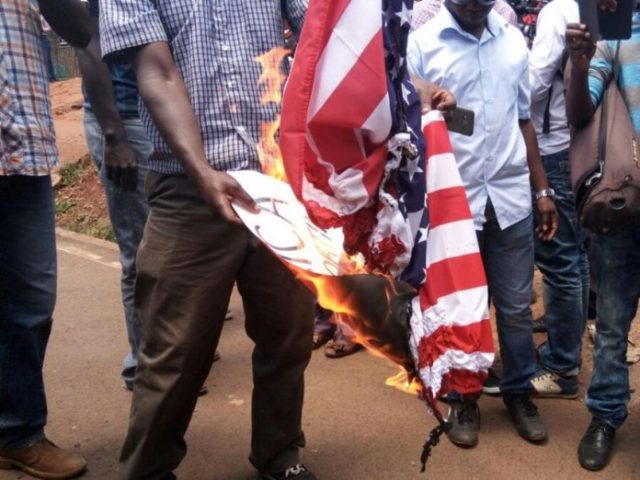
[0,0,638,479]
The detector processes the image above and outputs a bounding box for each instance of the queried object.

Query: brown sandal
[324,339,364,358]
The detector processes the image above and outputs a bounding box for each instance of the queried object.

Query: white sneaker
[531,369,579,399]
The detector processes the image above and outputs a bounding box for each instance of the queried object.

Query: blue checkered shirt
[99,0,308,174]
[0,0,57,176]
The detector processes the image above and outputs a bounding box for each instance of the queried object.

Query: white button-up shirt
[529,0,578,156]
[408,8,532,231]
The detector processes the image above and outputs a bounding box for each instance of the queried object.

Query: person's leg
[84,114,151,387]
[586,226,640,428]
[40,35,56,82]
[238,241,315,475]
[0,176,56,448]
[119,173,245,480]
[483,207,546,442]
[579,225,640,471]
[533,150,588,392]
[484,212,536,396]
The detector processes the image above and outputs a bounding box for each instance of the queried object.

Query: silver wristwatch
[535,188,556,201]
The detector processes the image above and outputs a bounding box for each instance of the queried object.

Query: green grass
[58,161,84,186]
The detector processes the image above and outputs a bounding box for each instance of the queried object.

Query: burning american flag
[278,0,495,467]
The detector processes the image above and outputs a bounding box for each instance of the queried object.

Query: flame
[385,368,423,396]
[292,268,417,377]
[255,48,418,395]
[255,47,290,181]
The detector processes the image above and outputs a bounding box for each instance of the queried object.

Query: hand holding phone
[579,0,634,41]
[446,107,475,137]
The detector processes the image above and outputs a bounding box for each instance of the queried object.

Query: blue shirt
[0,0,57,176]
[408,8,532,230]
[83,0,139,119]
[99,0,308,175]
[589,12,640,135]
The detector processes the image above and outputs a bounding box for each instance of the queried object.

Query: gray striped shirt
[99,0,307,174]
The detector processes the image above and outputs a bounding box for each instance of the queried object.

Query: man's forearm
[520,119,549,192]
[76,22,126,142]
[133,42,211,182]
[566,68,595,129]
[37,0,92,48]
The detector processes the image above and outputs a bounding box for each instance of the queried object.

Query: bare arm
[520,119,558,241]
[37,0,92,48]
[565,23,597,128]
[133,42,256,222]
[76,18,137,191]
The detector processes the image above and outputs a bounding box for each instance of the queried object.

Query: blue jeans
[84,113,151,386]
[534,150,589,376]
[586,224,640,428]
[0,176,56,448]
[40,35,56,82]
[478,203,536,397]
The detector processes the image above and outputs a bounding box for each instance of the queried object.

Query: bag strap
[597,42,621,165]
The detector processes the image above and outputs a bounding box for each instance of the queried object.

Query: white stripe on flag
[308,0,381,120]
[426,219,478,267]
[361,94,392,144]
[409,288,489,339]
[426,152,464,193]
[419,350,495,397]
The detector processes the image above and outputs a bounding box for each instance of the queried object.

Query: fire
[255,47,419,394]
[385,368,423,396]
[293,269,417,377]
[255,47,290,181]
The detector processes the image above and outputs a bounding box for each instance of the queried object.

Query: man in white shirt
[408,0,558,448]
[528,0,589,399]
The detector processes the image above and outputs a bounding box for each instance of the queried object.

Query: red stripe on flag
[427,186,473,228]
[309,31,387,141]
[440,368,489,396]
[423,119,455,158]
[417,320,494,370]
[420,253,487,309]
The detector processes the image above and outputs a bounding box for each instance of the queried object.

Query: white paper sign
[229,170,346,276]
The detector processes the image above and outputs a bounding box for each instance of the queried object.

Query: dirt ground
[50,78,112,240]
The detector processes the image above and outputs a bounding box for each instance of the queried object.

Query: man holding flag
[408,0,558,447]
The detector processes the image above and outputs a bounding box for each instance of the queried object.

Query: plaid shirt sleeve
[284,0,309,35]
[99,0,168,61]
[0,50,24,170]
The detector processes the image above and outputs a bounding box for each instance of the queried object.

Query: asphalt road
[1,230,638,480]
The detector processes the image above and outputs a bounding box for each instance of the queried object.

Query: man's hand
[104,136,138,192]
[566,23,597,73]
[196,169,258,224]
[411,77,456,114]
[535,197,558,241]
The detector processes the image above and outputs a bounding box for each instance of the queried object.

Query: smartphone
[579,0,634,41]
[446,107,475,137]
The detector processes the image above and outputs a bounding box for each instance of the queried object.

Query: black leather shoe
[578,417,616,471]
[446,400,480,447]
[504,395,547,442]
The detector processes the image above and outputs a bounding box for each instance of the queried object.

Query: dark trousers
[119,173,315,480]
[477,203,536,397]
[0,176,56,448]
